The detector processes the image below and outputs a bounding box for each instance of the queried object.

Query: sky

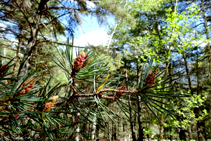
[73,0,115,47]
[73,15,115,47]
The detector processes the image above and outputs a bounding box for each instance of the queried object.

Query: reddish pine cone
[73,53,85,70]
[145,70,157,90]
[44,96,59,111]
[117,85,126,97]
[6,110,19,120]
[82,55,89,68]
[83,125,88,132]
[14,113,19,119]
[17,78,36,96]
[0,64,9,77]
[73,53,89,71]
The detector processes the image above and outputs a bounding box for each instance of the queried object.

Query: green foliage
[1,0,211,140]
[173,94,208,128]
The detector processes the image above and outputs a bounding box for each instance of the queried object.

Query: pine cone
[117,85,126,97]
[73,53,89,71]
[82,55,89,68]
[44,96,59,111]
[0,64,9,77]
[145,70,157,90]
[73,54,85,70]
[17,78,36,96]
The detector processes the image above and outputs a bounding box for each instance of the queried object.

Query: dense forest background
[0,0,211,141]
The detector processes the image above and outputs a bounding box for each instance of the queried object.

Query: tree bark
[159,61,170,140]
[137,95,143,141]
[182,53,193,95]
[18,0,49,77]
[200,0,211,75]
[96,119,100,141]
[112,122,117,140]
[13,40,21,75]
[124,60,136,141]
[137,64,143,141]
[179,128,186,141]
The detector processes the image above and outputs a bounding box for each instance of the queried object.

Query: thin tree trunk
[112,122,117,140]
[18,27,39,77]
[200,0,211,74]
[182,53,193,141]
[96,119,100,140]
[123,119,126,132]
[159,61,170,140]
[183,52,192,140]
[196,46,199,96]
[187,126,192,141]
[104,123,107,139]
[168,63,173,141]
[124,60,136,141]
[91,114,96,140]
[137,95,143,141]
[3,45,6,64]
[159,113,164,140]
[18,0,48,77]
[169,126,172,141]
[13,40,21,75]
[179,128,186,141]
[196,47,206,141]
[137,64,143,141]
[183,53,206,141]
[182,53,193,95]
[107,23,119,50]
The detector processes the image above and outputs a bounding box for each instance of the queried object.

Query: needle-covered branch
[68,89,138,101]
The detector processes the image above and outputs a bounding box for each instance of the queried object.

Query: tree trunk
[182,53,195,141]
[91,114,96,140]
[159,113,164,140]
[0,44,7,64]
[169,126,172,141]
[137,95,143,141]
[159,61,170,140]
[182,53,193,95]
[123,119,126,132]
[168,64,173,141]
[124,60,136,141]
[137,64,143,141]
[200,0,211,75]
[107,23,119,50]
[199,120,207,141]
[179,128,186,141]
[96,120,100,140]
[112,122,117,140]
[18,27,38,77]
[13,39,21,76]
[18,0,48,77]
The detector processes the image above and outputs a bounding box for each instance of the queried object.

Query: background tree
[0,0,132,77]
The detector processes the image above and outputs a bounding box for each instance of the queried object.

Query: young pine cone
[73,52,89,71]
[145,70,157,90]
[44,96,59,111]
[17,78,36,96]
[82,55,89,68]
[117,85,126,97]
[0,64,9,77]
